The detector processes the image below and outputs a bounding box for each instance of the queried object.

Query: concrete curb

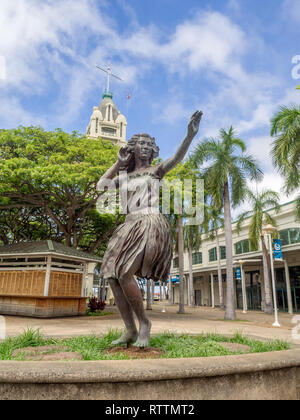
[0,350,299,400]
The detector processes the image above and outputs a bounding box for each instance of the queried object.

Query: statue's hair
[125,133,159,173]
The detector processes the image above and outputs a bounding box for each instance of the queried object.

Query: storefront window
[192,252,202,265]
[209,246,226,262]
[279,228,300,246]
[235,239,252,255]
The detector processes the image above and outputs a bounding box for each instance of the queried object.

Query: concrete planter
[0,349,299,400]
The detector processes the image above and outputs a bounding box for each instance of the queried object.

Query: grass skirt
[100,213,172,282]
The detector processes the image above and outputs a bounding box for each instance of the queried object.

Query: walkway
[2,303,300,344]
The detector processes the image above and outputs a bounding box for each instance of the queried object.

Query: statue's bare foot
[133,320,152,348]
[112,330,138,346]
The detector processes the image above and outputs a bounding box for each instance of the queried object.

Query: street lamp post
[262,225,281,327]
[239,260,247,314]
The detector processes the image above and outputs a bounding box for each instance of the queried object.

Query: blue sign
[235,268,242,280]
[172,275,180,284]
[273,239,282,260]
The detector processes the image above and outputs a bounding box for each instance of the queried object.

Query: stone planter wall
[0,349,299,400]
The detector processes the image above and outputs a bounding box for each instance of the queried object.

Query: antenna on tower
[95,64,124,94]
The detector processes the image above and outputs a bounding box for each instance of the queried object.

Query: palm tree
[271,105,300,219]
[204,204,225,309]
[165,212,185,313]
[191,127,263,320]
[184,224,202,307]
[146,279,152,310]
[177,212,185,314]
[236,189,280,314]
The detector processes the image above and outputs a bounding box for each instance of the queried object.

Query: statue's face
[134,137,153,162]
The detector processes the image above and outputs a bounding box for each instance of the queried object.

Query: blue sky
[0,0,300,207]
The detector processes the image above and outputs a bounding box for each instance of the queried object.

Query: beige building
[86,92,127,146]
[170,200,300,314]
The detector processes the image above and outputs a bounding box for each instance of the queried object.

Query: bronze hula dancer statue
[98,111,203,347]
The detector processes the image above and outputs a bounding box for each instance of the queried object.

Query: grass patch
[0,329,54,360]
[85,311,114,317]
[0,329,290,361]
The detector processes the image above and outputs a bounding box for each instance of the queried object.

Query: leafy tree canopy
[0,126,119,253]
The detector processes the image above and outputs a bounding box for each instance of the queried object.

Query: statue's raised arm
[157,111,203,178]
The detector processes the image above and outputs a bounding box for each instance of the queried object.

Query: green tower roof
[102,91,113,99]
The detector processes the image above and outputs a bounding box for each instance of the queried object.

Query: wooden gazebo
[0,241,101,318]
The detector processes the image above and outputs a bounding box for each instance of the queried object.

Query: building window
[120,122,123,137]
[213,274,226,283]
[102,127,117,137]
[95,118,99,134]
[279,228,300,246]
[192,252,202,265]
[108,105,111,121]
[209,246,226,262]
[173,257,179,268]
[235,239,252,255]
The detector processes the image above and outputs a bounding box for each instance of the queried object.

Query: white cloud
[159,12,247,77]
[0,0,296,142]
[0,0,108,87]
[282,0,300,22]
[0,96,46,127]
[232,173,298,219]
[0,0,112,122]
[227,0,241,12]
[0,4,254,127]
[248,173,299,204]
[247,135,273,171]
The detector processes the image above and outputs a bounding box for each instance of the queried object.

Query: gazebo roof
[0,241,101,263]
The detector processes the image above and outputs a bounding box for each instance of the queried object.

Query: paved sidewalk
[2,303,300,344]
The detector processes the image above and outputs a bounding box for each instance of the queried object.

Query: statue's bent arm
[97,162,121,190]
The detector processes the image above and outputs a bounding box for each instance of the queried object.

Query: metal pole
[168,276,173,305]
[210,273,215,308]
[240,262,247,314]
[284,260,293,315]
[267,233,280,327]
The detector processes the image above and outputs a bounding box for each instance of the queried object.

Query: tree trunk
[151,280,155,304]
[261,235,273,314]
[188,246,195,307]
[159,281,162,302]
[224,182,236,320]
[146,279,152,310]
[177,215,185,314]
[168,277,173,305]
[215,231,225,310]
[100,279,106,301]
[0,234,9,245]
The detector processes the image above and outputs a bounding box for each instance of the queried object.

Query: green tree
[184,224,202,307]
[165,162,201,314]
[0,126,119,254]
[236,189,280,314]
[204,204,225,309]
[271,105,300,218]
[0,207,50,245]
[191,127,263,320]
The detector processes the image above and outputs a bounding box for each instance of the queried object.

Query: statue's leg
[119,273,152,348]
[108,278,138,345]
